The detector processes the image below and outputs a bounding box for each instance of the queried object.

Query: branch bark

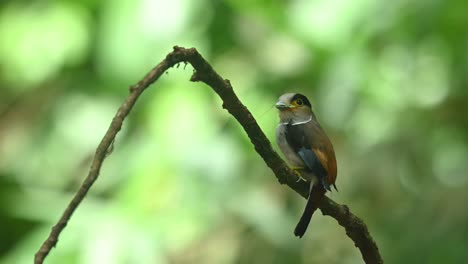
[35,46,383,264]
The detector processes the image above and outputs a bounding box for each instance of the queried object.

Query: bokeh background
[1,0,467,263]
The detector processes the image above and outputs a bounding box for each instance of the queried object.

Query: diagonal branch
[35,46,383,264]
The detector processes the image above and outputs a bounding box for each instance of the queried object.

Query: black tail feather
[294,185,326,238]
[294,194,316,237]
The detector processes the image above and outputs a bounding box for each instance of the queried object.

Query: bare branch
[35,46,383,264]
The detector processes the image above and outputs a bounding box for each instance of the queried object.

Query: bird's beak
[275,101,291,110]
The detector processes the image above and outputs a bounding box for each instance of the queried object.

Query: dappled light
[1,0,467,263]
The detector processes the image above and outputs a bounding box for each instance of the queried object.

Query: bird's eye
[296,99,303,106]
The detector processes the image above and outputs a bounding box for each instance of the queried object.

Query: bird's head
[276,93,313,123]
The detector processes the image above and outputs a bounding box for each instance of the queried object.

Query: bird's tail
[294,184,326,238]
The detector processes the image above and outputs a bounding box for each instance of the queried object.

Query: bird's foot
[290,166,306,182]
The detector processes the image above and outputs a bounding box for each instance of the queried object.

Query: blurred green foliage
[1,0,467,263]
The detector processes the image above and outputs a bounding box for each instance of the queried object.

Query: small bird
[275,93,337,238]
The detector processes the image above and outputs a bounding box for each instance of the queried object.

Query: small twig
[35,46,383,264]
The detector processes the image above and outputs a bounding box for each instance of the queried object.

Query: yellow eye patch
[292,98,304,106]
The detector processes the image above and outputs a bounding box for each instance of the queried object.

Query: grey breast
[276,124,305,167]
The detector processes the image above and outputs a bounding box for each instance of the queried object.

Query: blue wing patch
[298,147,331,191]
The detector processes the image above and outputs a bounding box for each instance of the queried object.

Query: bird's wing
[285,121,337,190]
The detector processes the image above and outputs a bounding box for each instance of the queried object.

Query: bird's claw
[290,166,306,182]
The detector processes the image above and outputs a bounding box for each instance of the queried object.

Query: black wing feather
[285,123,329,190]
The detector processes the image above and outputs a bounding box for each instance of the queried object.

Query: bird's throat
[279,115,312,126]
